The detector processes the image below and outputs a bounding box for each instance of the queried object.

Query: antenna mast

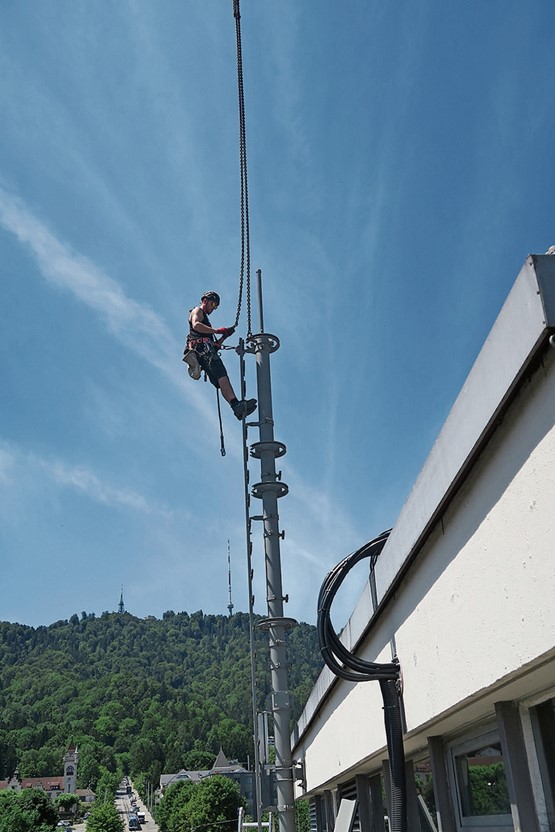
[227,540,234,616]
[239,270,297,832]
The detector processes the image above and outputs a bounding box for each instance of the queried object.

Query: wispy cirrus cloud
[0,438,172,517]
[0,184,174,367]
[36,457,161,514]
[0,184,216,430]
[0,446,16,484]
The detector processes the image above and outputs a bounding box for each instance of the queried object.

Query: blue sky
[1,1,554,629]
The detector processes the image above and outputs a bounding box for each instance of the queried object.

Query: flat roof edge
[292,254,555,748]
[374,255,552,603]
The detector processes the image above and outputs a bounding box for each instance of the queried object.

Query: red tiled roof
[20,777,64,790]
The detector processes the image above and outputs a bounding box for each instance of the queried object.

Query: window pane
[455,741,510,817]
[531,697,555,828]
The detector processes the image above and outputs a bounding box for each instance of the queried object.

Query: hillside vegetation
[0,611,321,789]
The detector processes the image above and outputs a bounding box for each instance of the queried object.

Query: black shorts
[197,346,228,389]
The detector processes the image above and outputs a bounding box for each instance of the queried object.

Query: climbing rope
[190,0,253,456]
[232,0,252,337]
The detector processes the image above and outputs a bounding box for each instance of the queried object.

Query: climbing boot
[232,398,257,420]
[182,349,201,380]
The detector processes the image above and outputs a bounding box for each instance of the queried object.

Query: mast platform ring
[250,440,287,459]
[257,616,298,631]
[247,333,280,353]
[251,481,289,499]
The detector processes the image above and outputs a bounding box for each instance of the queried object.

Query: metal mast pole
[248,269,296,832]
[239,341,263,828]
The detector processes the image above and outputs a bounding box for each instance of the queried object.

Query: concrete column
[369,773,386,831]
[495,700,540,832]
[427,736,457,832]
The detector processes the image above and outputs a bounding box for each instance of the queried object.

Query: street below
[115,783,159,832]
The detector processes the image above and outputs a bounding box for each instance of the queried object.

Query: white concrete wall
[293,263,555,797]
[399,348,555,729]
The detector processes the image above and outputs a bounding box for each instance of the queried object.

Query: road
[115,784,160,832]
[66,783,159,832]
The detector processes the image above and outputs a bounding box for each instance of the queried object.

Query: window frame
[447,727,514,831]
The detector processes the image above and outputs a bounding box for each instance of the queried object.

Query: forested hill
[0,611,322,788]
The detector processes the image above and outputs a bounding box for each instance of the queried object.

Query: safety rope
[232,0,252,337]
[182,2,253,457]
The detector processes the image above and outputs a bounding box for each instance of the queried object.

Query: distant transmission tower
[227,541,234,616]
[118,586,125,614]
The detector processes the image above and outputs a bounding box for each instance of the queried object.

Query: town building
[291,255,555,832]
[160,749,255,816]
[0,742,95,804]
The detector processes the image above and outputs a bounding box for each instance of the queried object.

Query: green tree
[175,776,245,832]
[86,801,124,832]
[295,800,310,832]
[183,750,217,771]
[55,793,80,814]
[0,788,58,832]
[77,738,117,790]
[468,763,510,815]
[155,780,196,832]
[95,765,121,803]
[0,612,322,787]
[207,720,251,762]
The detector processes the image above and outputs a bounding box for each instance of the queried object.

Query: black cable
[317,529,407,832]
[317,530,398,681]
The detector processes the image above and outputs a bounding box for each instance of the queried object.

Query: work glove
[216,326,236,337]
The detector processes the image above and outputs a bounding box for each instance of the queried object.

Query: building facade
[63,742,78,794]
[0,742,92,802]
[160,749,256,817]
[292,256,555,832]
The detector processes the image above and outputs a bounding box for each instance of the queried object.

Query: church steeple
[63,742,78,794]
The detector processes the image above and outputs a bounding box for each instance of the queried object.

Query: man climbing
[184,290,257,420]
